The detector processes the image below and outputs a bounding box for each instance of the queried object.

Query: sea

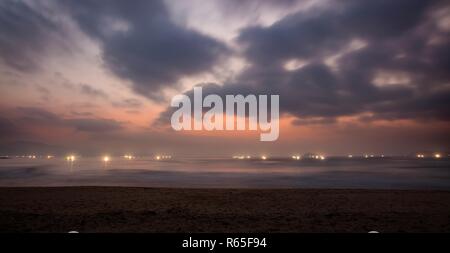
[0,156,449,189]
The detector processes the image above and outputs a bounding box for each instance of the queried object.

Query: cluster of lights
[416,153,442,159]
[232,155,251,159]
[7,152,447,161]
[305,154,326,160]
[366,154,388,158]
[25,155,54,159]
[155,155,172,160]
[124,155,135,160]
[66,155,76,162]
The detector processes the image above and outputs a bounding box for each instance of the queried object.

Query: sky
[0,0,449,156]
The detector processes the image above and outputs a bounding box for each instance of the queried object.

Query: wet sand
[0,187,449,232]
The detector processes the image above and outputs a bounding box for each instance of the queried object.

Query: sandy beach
[0,187,449,233]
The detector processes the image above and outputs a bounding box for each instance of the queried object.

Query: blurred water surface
[0,157,449,189]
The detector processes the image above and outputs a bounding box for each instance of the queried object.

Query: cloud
[16,107,62,123]
[1,0,448,130]
[14,107,123,133]
[292,117,337,126]
[60,0,229,100]
[70,111,94,117]
[1,0,229,101]
[0,117,20,141]
[0,1,64,71]
[112,98,142,109]
[79,84,108,99]
[237,0,435,65]
[156,0,450,126]
[65,118,123,132]
[215,0,303,18]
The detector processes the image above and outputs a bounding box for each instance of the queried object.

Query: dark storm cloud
[157,0,450,126]
[218,0,299,16]
[14,107,123,133]
[1,0,228,100]
[237,0,434,65]
[59,0,228,100]
[0,1,63,71]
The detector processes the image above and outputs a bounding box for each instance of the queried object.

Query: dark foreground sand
[0,187,449,232]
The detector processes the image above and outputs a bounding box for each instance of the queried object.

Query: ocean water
[0,156,449,189]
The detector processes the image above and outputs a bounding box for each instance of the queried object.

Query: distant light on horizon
[292,155,301,160]
[261,155,267,160]
[155,155,172,160]
[233,155,252,160]
[66,155,75,162]
[103,156,110,162]
[311,155,325,160]
[124,154,135,160]
[434,153,441,159]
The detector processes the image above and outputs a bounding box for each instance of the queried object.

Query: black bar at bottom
[0,233,448,252]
